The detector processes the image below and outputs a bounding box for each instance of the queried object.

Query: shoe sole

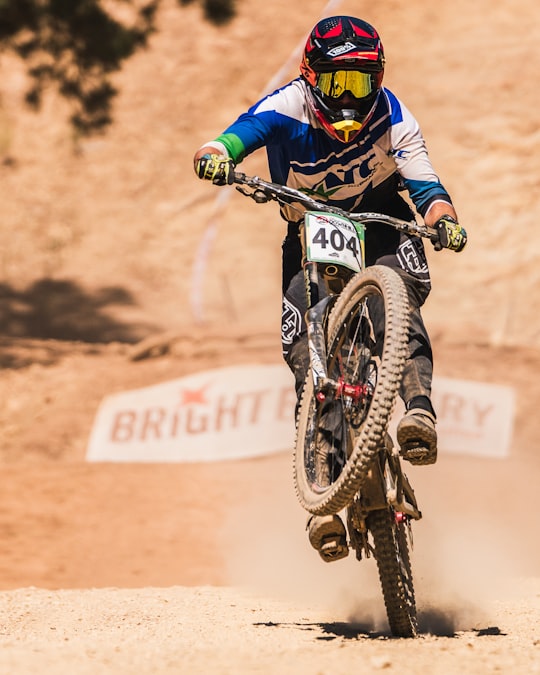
[308,516,349,562]
[397,418,437,465]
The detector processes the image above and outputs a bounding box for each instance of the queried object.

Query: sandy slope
[0,0,539,671]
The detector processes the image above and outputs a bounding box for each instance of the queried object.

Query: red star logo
[179,383,209,406]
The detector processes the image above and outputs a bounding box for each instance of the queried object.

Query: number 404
[312,227,360,255]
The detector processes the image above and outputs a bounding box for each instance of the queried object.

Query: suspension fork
[303,258,331,388]
[304,260,370,406]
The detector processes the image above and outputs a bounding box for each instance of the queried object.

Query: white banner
[86,364,297,463]
[432,375,515,458]
[86,365,515,463]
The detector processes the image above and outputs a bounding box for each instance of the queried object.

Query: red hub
[335,377,369,402]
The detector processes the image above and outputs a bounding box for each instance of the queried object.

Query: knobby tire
[294,265,410,515]
[367,508,418,637]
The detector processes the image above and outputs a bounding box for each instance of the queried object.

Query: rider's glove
[195,153,235,186]
[431,215,467,252]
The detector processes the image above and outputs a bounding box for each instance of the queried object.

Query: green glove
[431,216,467,252]
[195,153,235,186]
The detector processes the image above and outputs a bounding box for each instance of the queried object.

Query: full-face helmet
[300,16,385,142]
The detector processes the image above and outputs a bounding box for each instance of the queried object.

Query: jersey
[211,78,452,223]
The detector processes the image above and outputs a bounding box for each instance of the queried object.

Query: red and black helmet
[300,16,385,142]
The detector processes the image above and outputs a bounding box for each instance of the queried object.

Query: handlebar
[233,171,437,240]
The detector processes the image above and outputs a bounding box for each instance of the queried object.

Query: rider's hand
[431,215,467,252]
[195,153,235,186]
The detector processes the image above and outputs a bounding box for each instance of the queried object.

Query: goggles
[316,70,374,100]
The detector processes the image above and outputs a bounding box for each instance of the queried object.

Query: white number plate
[305,211,364,272]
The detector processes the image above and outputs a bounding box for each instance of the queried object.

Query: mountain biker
[193,16,467,562]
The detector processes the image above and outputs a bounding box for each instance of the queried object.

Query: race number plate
[304,211,364,273]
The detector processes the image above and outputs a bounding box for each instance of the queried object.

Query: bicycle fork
[304,259,372,407]
[348,440,422,559]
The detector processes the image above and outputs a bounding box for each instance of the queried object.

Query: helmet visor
[316,70,374,100]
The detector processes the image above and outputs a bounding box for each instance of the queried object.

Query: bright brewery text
[109,386,296,443]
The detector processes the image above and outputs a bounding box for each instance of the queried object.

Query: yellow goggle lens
[317,71,373,99]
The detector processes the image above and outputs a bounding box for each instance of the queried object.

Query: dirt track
[1,440,540,674]
[1,446,540,673]
[1,581,539,675]
[1,375,540,672]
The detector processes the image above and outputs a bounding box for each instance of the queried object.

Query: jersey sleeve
[385,90,453,217]
[214,112,273,164]
[205,80,309,166]
[209,91,288,164]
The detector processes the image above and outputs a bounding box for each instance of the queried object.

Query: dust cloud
[218,450,539,636]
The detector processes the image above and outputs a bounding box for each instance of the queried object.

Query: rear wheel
[367,508,417,637]
[294,265,409,515]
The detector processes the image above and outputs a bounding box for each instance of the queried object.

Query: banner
[86,364,296,463]
[432,376,514,458]
[86,364,515,462]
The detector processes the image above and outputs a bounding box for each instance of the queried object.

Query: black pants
[281,219,435,407]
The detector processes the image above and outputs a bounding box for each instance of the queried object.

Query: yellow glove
[195,153,235,185]
[431,216,467,252]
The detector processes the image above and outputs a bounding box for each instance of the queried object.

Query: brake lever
[235,185,273,203]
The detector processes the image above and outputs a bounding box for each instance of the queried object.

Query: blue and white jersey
[212,78,451,223]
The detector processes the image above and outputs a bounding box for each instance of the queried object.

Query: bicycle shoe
[397,408,438,465]
[307,514,349,563]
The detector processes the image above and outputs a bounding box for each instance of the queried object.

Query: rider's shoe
[397,408,438,465]
[307,514,349,563]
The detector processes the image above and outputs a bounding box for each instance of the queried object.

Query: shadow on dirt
[0,279,156,367]
[179,0,236,25]
[255,617,505,640]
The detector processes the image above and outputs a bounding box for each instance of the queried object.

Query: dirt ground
[0,0,539,672]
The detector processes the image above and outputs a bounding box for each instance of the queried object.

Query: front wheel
[367,508,418,637]
[294,265,410,515]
